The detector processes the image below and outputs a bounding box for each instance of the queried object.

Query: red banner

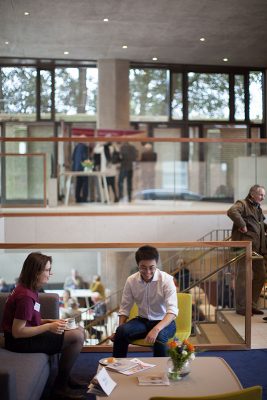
[72,128,144,137]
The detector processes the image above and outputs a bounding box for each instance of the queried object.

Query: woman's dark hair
[19,252,52,291]
[135,245,159,264]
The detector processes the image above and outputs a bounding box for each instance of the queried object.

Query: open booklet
[138,373,170,386]
[105,358,156,375]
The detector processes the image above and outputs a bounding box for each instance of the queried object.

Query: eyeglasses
[139,266,156,273]
[44,267,52,274]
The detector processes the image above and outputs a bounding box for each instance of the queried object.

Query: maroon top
[2,284,41,333]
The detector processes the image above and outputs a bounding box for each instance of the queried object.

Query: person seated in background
[89,292,107,341]
[0,278,10,292]
[90,275,105,299]
[64,268,84,290]
[111,245,177,358]
[60,289,82,322]
[2,252,86,400]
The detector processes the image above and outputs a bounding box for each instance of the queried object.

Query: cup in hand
[65,318,76,329]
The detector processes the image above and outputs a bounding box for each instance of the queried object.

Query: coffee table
[96,357,242,399]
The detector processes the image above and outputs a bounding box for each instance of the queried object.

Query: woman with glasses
[111,245,178,357]
[2,252,86,400]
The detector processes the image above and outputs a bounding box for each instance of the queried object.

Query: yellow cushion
[148,385,262,400]
[129,292,192,346]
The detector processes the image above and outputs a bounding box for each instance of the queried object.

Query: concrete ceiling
[1,0,267,67]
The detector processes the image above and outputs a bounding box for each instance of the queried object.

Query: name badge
[34,302,40,312]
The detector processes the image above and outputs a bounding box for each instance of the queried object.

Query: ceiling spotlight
[24,11,30,16]
[64,51,69,55]
[4,41,9,45]
[200,37,205,42]
[103,18,109,22]
[152,57,158,61]
[122,45,128,49]
[223,58,228,62]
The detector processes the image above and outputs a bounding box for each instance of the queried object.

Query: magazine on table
[105,358,156,375]
[138,373,170,386]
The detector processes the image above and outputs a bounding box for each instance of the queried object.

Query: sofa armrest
[0,368,17,400]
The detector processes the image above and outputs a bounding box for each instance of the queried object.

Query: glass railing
[0,242,255,350]
[1,132,267,207]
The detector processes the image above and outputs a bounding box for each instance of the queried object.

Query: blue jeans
[113,317,176,357]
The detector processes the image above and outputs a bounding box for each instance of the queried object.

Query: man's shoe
[236,310,246,316]
[51,387,86,399]
[262,316,267,321]
[68,377,89,389]
[252,308,264,315]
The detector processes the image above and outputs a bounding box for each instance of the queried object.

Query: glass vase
[167,358,191,381]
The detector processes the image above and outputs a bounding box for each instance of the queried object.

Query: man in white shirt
[111,245,178,357]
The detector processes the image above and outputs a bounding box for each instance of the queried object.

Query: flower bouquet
[81,159,94,171]
[167,338,195,380]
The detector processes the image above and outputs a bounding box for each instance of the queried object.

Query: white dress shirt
[118,268,178,320]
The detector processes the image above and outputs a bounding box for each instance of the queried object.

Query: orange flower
[168,340,178,349]
[187,343,195,352]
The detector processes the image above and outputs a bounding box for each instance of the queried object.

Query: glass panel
[250,127,261,156]
[249,71,263,123]
[203,125,247,201]
[188,72,229,120]
[0,154,46,205]
[0,243,250,349]
[129,68,168,121]
[55,67,98,121]
[234,75,245,120]
[40,70,52,119]
[4,123,55,195]
[0,67,36,121]
[171,73,183,120]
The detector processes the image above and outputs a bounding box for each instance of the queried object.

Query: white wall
[0,249,99,285]
[2,214,231,243]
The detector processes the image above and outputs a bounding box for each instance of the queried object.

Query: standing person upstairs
[2,252,86,400]
[72,141,89,203]
[111,245,177,357]
[118,142,137,202]
[227,184,267,316]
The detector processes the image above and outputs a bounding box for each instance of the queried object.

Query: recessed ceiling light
[152,57,158,61]
[200,37,206,42]
[64,51,69,55]
[122,45,128,49]
[4,41,9,45]
[103,18,109,22]
[24,11,30,16]
[223,58,228,62]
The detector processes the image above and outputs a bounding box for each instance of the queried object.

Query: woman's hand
[48,319,67,335]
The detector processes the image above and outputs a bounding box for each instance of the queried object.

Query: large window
[234,75,245,121]
[0,67,37,121]
[40,70,53,120]
[171,73,183,120]
[129,68,168,121]
[249,71,263,123]
[188,73,229,120]
[55,67,98,121]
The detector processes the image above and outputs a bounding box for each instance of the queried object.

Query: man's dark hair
[19,252,52,291]
[135,245,159,264]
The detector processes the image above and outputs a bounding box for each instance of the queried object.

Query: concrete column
[97,59,130,130]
